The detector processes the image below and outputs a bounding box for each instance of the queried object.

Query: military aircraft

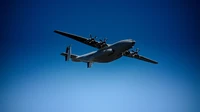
[54,30,158,68]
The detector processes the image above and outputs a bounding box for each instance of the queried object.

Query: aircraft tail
[61,46,80,62]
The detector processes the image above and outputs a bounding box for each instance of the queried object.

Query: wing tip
[152,61,158,64]
[54,30,60,33]
[154,62,158,64]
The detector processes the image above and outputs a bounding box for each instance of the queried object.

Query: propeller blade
[136,48,140,52]
[104,38,107,42]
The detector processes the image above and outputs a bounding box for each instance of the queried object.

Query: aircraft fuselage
[76,39,135,63]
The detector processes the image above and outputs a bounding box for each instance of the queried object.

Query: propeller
[87,34,97,44]
[131,48,140,55]
[99,38,107,43]
[136,48,140,52]
[89,34,97,40]
[103,38,107,42]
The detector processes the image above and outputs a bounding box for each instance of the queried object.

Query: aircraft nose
[132,40,135,45]
[129,39,135,45]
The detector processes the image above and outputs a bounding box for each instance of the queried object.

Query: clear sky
[0,0,199,112]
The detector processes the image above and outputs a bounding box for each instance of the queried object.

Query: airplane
[54,30,158,68]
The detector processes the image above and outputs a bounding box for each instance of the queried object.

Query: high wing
[54,30,108,49]
[123,51,158,64]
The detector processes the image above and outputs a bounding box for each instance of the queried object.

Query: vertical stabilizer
[65,45,71,61]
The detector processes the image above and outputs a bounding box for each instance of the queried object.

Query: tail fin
[60,45,71,61]
[61,46,71,61]
[66,45,71,61]
[61,46,80,62]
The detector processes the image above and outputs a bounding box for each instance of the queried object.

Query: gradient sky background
[0,0,200,112]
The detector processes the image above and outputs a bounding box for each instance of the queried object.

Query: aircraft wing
[123,51,158,64]
[54,30,108,49]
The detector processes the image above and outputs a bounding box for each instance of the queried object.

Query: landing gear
[87,62,92,68]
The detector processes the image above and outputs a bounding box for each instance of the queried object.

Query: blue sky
[0,0,199,112]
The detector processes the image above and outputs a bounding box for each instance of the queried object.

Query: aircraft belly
[92,44,131,63]
[78,41,132,63]
[93,53,122,63]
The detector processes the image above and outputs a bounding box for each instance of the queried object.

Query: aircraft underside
[92,53,122,63]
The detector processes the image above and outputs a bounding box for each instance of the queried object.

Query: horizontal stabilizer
[61,53,80,62]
